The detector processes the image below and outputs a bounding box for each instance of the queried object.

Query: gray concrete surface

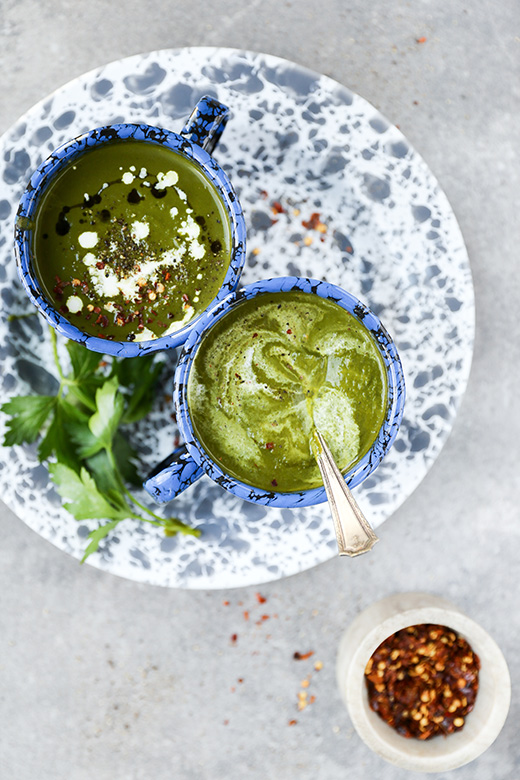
[0,1,519,778]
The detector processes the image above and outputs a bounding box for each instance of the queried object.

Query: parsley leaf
[38,399,86,471]
[80,520,122,563]
[49,463,130,522]
[1,395,56,445]
[88,376,125,449]
[1,329,199,563]
[115,355,166,423]
[66,340,103,381]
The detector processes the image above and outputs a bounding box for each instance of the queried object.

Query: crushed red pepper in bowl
[364,624,480,740]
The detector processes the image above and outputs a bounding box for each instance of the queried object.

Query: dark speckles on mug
[0,200,11,220]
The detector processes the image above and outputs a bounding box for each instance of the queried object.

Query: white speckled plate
[0,48,474,589]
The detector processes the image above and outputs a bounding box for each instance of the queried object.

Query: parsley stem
[49,327,65,381]
[104,445,196,533]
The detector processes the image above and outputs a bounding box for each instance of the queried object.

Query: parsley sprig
[1,328,199,561]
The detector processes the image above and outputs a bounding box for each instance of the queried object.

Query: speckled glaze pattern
[0,48,474,589]
[144,277,405,507]
[14,99,246,356]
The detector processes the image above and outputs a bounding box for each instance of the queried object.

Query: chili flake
[364,624,480,740]
[294,651,314,661]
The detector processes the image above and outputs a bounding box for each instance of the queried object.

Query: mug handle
[180,96,230,155]
[143,444,204,504]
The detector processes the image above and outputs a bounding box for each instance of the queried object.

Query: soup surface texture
[33,140,232,341]
[187,291,388,492]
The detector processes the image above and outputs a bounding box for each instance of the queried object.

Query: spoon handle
[314,430,379,557]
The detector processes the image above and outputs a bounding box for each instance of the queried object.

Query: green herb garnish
[1,328,199,561]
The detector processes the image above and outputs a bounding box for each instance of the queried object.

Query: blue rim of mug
[14,123,246,357]
[174,276,406,508]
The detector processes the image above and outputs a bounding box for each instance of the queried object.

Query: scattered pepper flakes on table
[364,624,480,740]
[294,651,314,661]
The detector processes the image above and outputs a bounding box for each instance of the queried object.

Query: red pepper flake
[294,651,314,661]
[302,212,321,230]
[288,719,298,726]
[271,479,278,487]
[243,610,250,621]
[182,293,190,303]
[230,634,238,644]
[252,332,258,338]
[223,600,230,606]
[238,678,244,684]
[272,200,285,214]
[95,261,105,270]
[260,189,269,199]
[256,593,267,604]
[416,36,427,43]
[286,329,292,334]
[365,624,480,740]
[265,442,274,450]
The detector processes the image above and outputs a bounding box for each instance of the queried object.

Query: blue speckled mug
[14,96,246,357]
[144,276,406,509]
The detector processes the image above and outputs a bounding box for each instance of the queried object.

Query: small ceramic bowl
[336,592,511,773]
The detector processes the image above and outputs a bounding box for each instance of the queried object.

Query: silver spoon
[312,429,379,557]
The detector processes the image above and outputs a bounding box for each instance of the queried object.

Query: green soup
[32,140,232,342]
[187,291,388,492]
